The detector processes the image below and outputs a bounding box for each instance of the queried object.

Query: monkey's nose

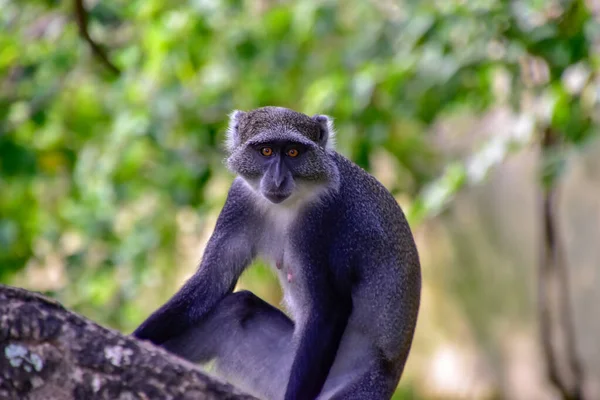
[274,175,287,188]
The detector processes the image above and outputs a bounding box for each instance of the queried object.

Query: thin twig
[73,0,120,75]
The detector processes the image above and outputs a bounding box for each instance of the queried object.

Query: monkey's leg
[313,328,403,400]
[162,290,295,400]
[320,356,401,400]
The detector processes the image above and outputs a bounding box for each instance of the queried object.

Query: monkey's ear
[312,114,336,149]
[226,110,246,152]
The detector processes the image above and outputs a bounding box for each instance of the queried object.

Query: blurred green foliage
[1,0,598,397]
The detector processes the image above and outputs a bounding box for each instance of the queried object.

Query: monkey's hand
[132,272,229,345]
[132,303,187,345]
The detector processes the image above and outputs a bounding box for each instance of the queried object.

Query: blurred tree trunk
[539,128,584,400]
[0,284,255,400]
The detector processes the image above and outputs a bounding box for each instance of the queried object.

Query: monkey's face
[228,138,331,205]
[225,107,339,206]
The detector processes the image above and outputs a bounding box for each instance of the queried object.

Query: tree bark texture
[0,284,255,400]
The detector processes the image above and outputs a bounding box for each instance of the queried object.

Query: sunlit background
[1,0,599,398]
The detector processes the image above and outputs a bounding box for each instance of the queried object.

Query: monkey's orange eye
[287,149,299,158]
[260,147,273,157]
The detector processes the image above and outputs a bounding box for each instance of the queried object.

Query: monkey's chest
[276,255,308,322]
[261,238,308,321]
[273,250,292,284]
[258,207,310,322]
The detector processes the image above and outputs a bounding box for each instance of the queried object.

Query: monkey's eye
[260,147,273,157]
[286,148,299,158]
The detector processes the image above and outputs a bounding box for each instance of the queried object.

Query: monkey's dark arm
[132,241,240,346]
[133,188,254,345]
[284,288,352,400]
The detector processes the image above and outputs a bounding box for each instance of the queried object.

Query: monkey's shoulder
[332,152,396,199]
[329,152,409,229]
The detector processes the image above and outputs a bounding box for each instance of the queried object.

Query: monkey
[132,106,421,400]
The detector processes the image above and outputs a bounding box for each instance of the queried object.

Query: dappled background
[1,0,599,398]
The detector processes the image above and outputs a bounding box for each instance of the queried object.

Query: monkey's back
[329,151,421,374]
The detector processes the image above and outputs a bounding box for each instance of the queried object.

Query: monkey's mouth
[263,191,291,204]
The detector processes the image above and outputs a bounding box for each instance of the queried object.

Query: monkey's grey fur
[133,106,421,400]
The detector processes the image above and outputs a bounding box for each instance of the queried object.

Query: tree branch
[0,284,255,400]
[538,128,584,400]
[73,0,120,75]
